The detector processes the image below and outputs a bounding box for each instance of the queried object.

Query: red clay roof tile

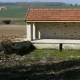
[25,8,80,21]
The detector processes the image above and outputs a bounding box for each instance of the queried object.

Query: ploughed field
[0,25,26,40]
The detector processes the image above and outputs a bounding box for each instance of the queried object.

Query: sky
[0,0,80,5]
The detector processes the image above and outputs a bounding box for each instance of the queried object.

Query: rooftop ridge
[29,8,80,10]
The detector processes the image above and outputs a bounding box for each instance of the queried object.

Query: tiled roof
[25,8,80,21]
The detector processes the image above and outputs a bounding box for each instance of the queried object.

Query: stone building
[24,8,80,50]
[25,8,80,41]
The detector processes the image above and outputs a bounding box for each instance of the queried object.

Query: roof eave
[25,20,80,22]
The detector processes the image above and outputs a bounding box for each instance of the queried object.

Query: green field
[0,5,80,18]
[0,6,27,18]
[0,5,80,25]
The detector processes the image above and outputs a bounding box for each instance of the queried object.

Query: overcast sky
[0,0,80,4]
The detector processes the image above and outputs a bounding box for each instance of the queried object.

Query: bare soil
[0,25,26,40]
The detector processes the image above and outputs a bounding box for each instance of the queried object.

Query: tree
[75,3,77,6]
[70,4,73,6]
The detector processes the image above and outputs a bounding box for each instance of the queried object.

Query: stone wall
[33,43,80,50]
[36,22,80,39]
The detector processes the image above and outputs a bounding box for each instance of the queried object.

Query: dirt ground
[0,25,26,40]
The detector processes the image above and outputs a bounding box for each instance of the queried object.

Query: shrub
[1,39,15,54]
[0,40,35,55]
[14,41,35,55]
[2,20,11,24]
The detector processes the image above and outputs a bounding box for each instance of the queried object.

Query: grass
[0,7,27,18]
[30,49,80,57]
[12,20,26,25]
[0,19,26,25]
[0,5,80,18]
[1,5,80,25]
[5,49,80,64]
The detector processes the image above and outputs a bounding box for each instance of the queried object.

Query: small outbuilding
[25,8,80,41]
[0,7,7,10]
